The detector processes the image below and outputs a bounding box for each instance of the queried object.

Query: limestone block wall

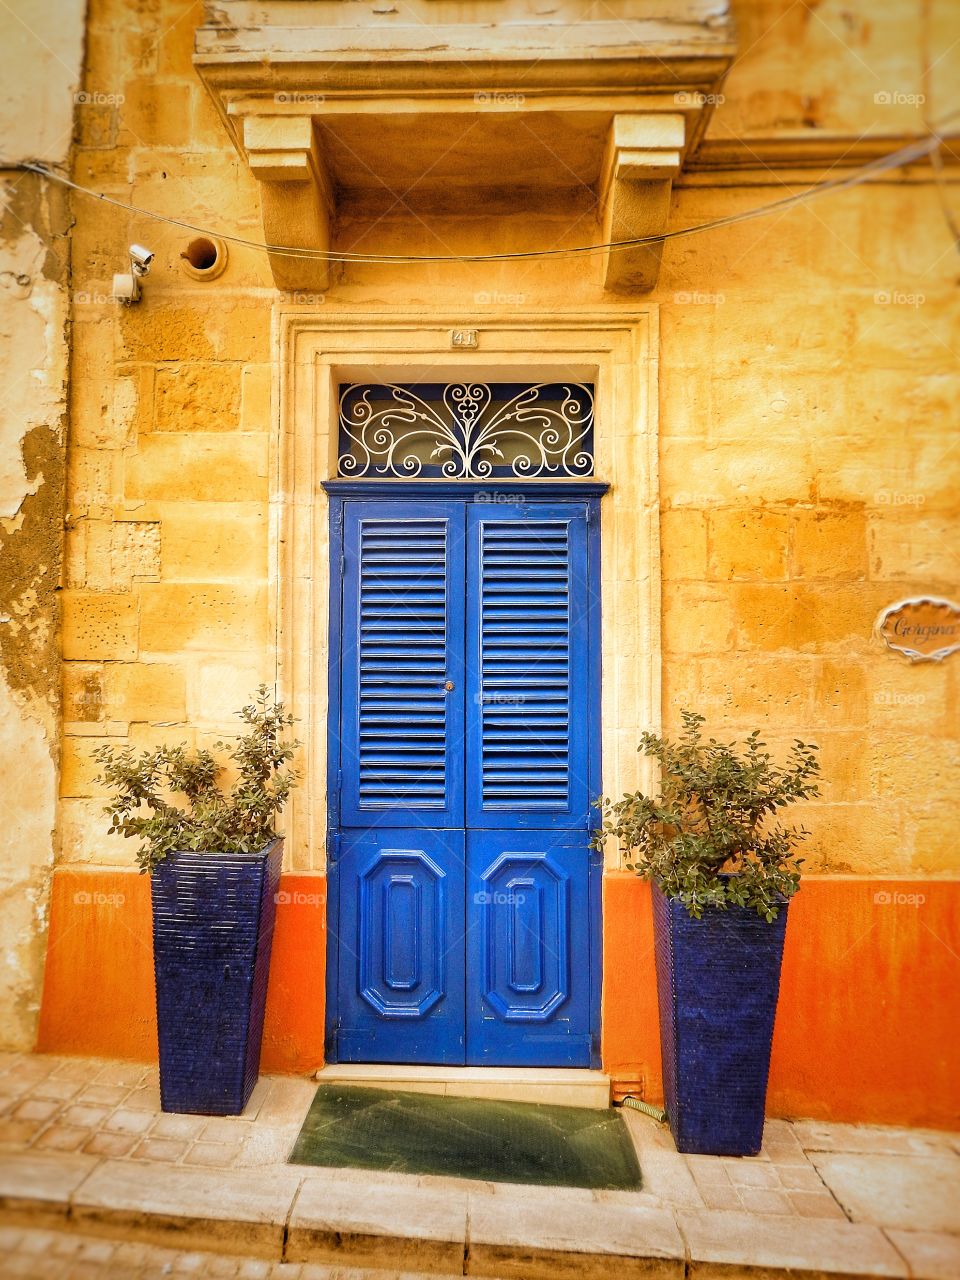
[58,0,960,891]
[705,0,960,144]
[656,180,959,875]
[0,0,85,1050]
[62,0,277,867]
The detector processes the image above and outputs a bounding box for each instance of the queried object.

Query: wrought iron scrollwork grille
[337,382,595,479]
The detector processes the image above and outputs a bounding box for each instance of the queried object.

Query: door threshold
[313,1064,611,1110]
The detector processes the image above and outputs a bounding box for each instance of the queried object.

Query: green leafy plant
[593,711,821,921]
[94,686,300,875]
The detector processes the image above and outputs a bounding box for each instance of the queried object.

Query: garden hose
[619,1095,668,1124]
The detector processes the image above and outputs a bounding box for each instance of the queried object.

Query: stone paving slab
[676,1208,909,1278]
[811,1153,960,1234]
[71,1158,304,1255]
[0,1152,98,1216]
[792,1122,956,1159]
[465,1194,685,1279]
[0,1221,459,1279]
[288,1177,470,1273]
[886,1228,960,1280]
[621,1109,711,1208]
[0,1053,312,1171]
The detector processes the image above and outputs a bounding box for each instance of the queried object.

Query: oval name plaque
[875,596,960,663]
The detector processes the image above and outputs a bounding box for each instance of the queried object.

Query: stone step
[2,1222,460,1279]
[0,1150,920,1279]
[313,1064,612,1109]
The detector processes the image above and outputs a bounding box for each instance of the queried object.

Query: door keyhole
[444,680,455,692]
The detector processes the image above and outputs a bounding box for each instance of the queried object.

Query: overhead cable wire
[3,112,958,267]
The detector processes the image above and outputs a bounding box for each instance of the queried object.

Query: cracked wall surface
[0,0,85,1049]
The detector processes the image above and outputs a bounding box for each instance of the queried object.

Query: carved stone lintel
[599,113,684,294]
[242,115,334,292]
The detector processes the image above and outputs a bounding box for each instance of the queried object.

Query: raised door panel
[336,828,466,1064]
[465,830,594,1067]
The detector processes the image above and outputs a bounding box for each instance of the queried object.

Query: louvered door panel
[465,503,590,829]
[340,501,465,829]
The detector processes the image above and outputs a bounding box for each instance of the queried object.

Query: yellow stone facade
[3,0,959,1053]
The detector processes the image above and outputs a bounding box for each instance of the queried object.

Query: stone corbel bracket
[599,113,685,293]
[243,115,335,292]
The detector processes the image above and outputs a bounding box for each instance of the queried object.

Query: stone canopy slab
[193,0,737,292]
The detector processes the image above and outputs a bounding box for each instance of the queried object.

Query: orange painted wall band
[601,874,960,1130]
[37,867,960,1128]
[36,868,326,1075]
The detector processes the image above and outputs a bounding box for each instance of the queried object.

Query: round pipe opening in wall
[180,236,228,280]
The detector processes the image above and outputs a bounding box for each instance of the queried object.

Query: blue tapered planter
[151,839,283,1115]
[651,879,790,1156]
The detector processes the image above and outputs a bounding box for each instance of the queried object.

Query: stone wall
[58,0,960,888]
[657,181,959,875]
[705,0,959,143]
[0,0,85,1049]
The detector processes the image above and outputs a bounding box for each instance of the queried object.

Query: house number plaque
[875,597,960,662]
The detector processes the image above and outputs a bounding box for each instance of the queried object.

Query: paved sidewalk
[0,1223,449,1278]
[0,1052,958,1277]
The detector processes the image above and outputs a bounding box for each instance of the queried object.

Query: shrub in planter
[95,687,300,1115]
[595,711,820,1155]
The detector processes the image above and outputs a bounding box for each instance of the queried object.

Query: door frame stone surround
[272,309,661,872]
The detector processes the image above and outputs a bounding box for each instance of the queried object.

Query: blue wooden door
[331,495,599,1067]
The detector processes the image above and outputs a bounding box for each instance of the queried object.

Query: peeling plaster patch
[0,170,72,1049]
[0,0,84,166]
[0,176,70,716]
[0,425,65,717]
[0,177,71,307]
[0,669,57,1045]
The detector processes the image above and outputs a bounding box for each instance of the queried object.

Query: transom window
[337,382,595,479]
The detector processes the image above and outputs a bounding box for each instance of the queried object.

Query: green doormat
[289,1084,642,1190]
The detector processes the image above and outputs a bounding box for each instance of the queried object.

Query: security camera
[112,244,155,303]
[129,245,155,276]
